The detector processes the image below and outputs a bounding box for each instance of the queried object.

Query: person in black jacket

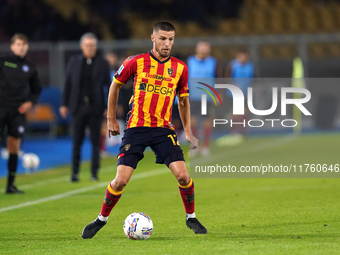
[59,32,111,182]
[0,33,42,194]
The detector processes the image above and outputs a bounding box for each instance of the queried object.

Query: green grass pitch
[0,133,340,254]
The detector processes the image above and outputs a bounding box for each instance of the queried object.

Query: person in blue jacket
[225,48,254,135]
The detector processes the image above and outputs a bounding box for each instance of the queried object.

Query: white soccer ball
[123,212,153,240]
[22,153,40,169]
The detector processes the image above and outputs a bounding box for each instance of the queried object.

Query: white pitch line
[7,135,295,190]
[0,168,169,213]
[19,176,69,190]
[0,135,295,213]
[20,164,116,190]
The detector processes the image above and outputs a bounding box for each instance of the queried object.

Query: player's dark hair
[11,33,28,44]
[153,21,176,33]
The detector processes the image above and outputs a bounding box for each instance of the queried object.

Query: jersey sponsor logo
[139,82,174,96]
[139,82,147,91]
[167,68,174,76]
[4,61,17,68]
[145,73,172,82]
[22,65,29,72]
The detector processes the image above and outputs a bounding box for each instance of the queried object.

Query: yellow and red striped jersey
[114,50,189,130]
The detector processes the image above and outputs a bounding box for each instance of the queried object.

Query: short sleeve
[113,56,137,85]
[177,64,189,97]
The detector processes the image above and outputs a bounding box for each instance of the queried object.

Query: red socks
[100,184,123,217]
[100,180,194,218]
[178,179,195,214]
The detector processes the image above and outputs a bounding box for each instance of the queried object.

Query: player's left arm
[177,64,198,149]
[178,96,198,150]
[19,66,42,114]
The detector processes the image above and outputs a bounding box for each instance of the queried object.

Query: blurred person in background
[106,52,119,79]
[0,33,42,194]
[59,32,111,182]
[186,41,221,156]
[225,48,254,136]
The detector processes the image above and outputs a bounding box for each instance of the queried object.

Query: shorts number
[168,134,180,146]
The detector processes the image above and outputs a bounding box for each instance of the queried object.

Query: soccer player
[82,21,207,238]
[0,33,42,194]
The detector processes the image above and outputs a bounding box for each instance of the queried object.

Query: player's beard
[156,46,170,58]
[161,50,170,58]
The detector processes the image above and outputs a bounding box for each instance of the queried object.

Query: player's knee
[111,176,129,191]
[176,172,190,185]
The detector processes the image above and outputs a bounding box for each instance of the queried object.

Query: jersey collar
[12,53,25,61]
[149,50,171,64]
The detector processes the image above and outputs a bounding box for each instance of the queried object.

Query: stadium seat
[274,0,289,8]
[291,0,307,8]
[319,7,336,32]
[309,43,327,58]
[221,0,340,37]
[253,10,267,34]
[269,9,284,34]
[302,8,319,33]
[278,45,297,59]
[219,20,234,35]
[328,43,340,57]
[286,10,302,34]
[260,45,275,59]
[26,103,57,138]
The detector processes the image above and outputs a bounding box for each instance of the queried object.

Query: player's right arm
[107,55,137,137]
[107,80,123,137]
[177,63,198,149]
